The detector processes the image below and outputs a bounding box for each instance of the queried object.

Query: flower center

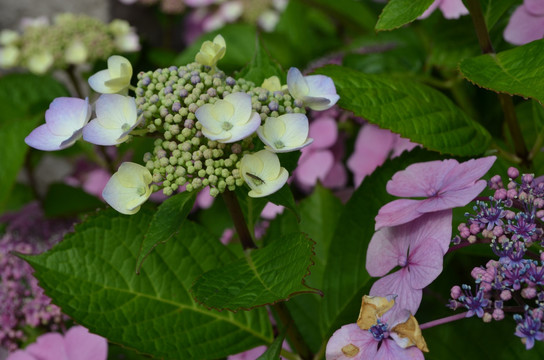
[341,344,360,357]
[121,123,131,132]
[274,140,285,149]
[398,254,408,267]
[137,186,147,196]
[369,319,389,342]
[222,121,233,131]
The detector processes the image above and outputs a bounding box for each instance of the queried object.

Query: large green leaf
[137,191,197,271]
[43,183,104,217]
[375,0,434,31]
[191,232,319,311]
[23,210,273,359]
[319,148,443,339]
[459,39,544,103]
[0,73,69,210]
[256,332,286,360]
[284,185,344,353]
[316,65,492,156]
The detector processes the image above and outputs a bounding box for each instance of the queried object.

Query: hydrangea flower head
[27,51,54,74]
[88,55,133,94]
[257,113,313,152]
[240,150,288,198]
[195,92,260,143]
[82,94,140,146]
[419,0,468,19]
[326,295,427,360]
[287,67,339,111]
[375,156,496,229]
[195,34,226,69]
[102,162,153,215]
[7,326,107,360]
[25,97,91,151]
[504,0,544,45]
[367,211,452,313]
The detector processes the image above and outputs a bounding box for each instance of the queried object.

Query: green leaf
[137,191,197,272]
[43,183,104,217]
[481,0,521,30]
[256,331,286,360]
[375,0,434,31]
[190,232,320,311]
[459,39,544,103]
[235,187,268,237]
[319,148,442,338]
[284,185,344,353]
[237,37,285,86]
[315,65,492,156]
[306,0,377,32]
[0,73,69,209]
[23,210,273,359]
[267,185,300,222]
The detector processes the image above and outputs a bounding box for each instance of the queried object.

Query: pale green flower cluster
[0,14,140,74]
[135,61,306,198]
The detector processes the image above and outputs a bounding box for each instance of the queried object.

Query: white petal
[82,119,125,145]
[302,74,339,111]
[248,167,288,198]
[196,103,223,134]
[45,97,91,136]
[102,162,152,215]
[277,113,310,146]
[213,34,226,48]
[108,55,132,79]
[88,69,114,94]
[25,123,78,151]
[226,112,261,143]
[94,94,137,129]
[224,92,252,126]
[287,67,309,100]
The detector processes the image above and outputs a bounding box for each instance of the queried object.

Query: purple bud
[172,102,181,112]
[226,77,236,86]
[494,188,507,200]
[164,86,173,95]
[506,189,518,199]
[492,309,504,321]
[150,95,159,104]
[184,119,194,129]
[191,75,201,84]
[522,287,537,299]
[169,66,178,71]
[500,290,512,301]
[188,103,198,113]
[507,167,519,179]
[451,285,462,299]
[268,101,279,111]
[470,223,480,235]
[142,77,151,86]
[178,89,189,98]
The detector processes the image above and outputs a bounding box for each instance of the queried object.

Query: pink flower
[419,0,468,19]
[504,0,544,45]
[7,326,107,360]
[326,295,427,360]
[375,156,496,229]
[347,124,418,187]
[367,211,452,314]
[227,341,289,360]
[293,115,347,189]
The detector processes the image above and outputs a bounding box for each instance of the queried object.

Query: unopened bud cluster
[135,62,305,197]
[0,14,139,74]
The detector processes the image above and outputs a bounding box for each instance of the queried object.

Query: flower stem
[222,190,257,250]
[465,0,529,166]
[221,190,313,359]
[66,65,85,99]
[419,312,469,330]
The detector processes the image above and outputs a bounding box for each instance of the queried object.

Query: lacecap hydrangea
[24,34,339,214]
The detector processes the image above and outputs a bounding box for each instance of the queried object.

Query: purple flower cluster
[0,203,72,351]
[450,167,544,350]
